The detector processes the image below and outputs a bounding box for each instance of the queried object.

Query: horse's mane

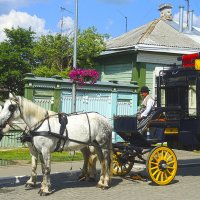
[18,96,50,122]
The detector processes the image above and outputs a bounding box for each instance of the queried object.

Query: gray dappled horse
[0,115,98,187]
[0,94,112,195]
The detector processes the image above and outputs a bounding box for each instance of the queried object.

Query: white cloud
[173,11,200,27]
[0,10,50,42]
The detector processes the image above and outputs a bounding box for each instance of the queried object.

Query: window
[188,82,196,116]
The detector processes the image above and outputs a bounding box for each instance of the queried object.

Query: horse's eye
[9,104,17,112]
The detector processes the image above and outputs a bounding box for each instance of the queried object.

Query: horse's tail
[109,134,113,178]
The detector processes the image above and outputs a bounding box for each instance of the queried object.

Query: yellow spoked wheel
[146,146,177,185]
[112,151,134,176]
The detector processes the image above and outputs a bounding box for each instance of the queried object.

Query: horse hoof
[38,189,54,196]
[96,184,109,190]
[101,186,109,190]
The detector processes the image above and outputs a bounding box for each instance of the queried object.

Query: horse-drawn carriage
[0,53,200,194]
[112,52,200,185]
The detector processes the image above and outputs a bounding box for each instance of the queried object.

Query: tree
[33,34,72,77]
[32,27,106,78]
[0,27,36,95]
[77,26,106,68]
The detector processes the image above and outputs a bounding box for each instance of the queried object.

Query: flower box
[69,68,99,85]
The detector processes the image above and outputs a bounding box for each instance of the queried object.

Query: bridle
[0,101,18,141]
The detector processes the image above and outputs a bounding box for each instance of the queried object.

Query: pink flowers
[69,68,99,85]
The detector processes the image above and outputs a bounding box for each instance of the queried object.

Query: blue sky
[0,0,200,41]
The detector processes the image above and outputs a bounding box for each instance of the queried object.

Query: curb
[0,175,29,186]
[0,170,81,187]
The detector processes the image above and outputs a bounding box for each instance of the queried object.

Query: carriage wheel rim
[147,146,177,185]
[112,151,134,176]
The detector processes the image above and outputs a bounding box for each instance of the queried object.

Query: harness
[0,98,96,152]
[27,111,92,152]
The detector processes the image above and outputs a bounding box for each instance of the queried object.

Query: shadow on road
[177,158,200,177]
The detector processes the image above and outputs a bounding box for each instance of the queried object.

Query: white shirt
[141,95,154,118]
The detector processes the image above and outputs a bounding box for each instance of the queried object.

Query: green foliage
[77,26,106,68]
[0,26,106,89]
[33,34,72,74]
[0,27,36,95]
[33,27,106,78]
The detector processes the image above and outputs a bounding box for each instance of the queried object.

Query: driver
[137,86,155,134]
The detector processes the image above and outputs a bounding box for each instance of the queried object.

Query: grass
[0,148,83,165]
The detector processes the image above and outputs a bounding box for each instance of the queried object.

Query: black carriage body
[156,67,200,150]
[114,67,200,150]
[113,116,146,146]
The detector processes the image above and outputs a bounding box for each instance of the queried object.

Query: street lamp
[71,0,78,112]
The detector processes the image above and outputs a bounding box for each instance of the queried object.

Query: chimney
[179,6,184,32]
[158,3,173,21]
[188,10,193,32]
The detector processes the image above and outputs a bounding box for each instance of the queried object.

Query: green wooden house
[96,4,200,100]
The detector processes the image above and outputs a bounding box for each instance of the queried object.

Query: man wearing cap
[137,86,155,134]
[137,86,155,121]
[137,86,155,120]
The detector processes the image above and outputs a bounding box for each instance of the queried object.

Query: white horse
[0,95,112,195]
[0,105,98,186]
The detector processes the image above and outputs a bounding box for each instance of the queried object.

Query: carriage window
[188,84,196,116]
[160,88,165,107]
[165,87,187,112]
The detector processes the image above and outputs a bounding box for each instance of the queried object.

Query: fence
[0,74,138,148]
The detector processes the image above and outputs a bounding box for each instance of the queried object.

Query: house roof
[105,19,200,54]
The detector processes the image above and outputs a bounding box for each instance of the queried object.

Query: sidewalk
[0,160,91,186]
[0,149,200,186]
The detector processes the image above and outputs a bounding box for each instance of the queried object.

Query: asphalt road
[0,149,200,200]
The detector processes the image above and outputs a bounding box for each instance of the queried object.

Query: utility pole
[71,0,78,113]
[125,16,128,32]
[185,0,190,27]
[118,10,128,32]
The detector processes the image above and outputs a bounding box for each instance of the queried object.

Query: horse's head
[0,93,21,132]
[0,104,13,141]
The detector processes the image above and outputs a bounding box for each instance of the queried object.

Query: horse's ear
[9,93,17,100]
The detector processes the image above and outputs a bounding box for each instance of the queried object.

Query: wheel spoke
[164,151,169,159]
[167,166,175,170]
[150,161,158,166]
[152,169,159,176]
[166,154,173,161]
[150,166,158,170]
[167,160,175,165]
[160,172,164,182]
[156,171,162,181]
